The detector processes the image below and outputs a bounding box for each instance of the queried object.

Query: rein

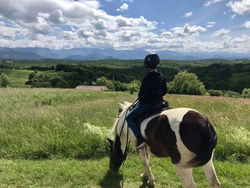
[118,99,138,188]
[119,98,138,153]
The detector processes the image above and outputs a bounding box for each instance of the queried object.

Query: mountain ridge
[0,47,250,60]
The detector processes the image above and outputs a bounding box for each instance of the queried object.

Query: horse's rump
[141,108,217,167]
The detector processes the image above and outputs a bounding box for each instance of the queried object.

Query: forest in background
[0,58,250,97]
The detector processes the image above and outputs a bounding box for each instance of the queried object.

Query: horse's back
[141,108,217,167]
[141,108,195,134]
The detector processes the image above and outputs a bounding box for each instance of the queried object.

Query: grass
[0,158,249,187]
[0,69,34,88]
[0,88,129,159]
[0,88,249,187]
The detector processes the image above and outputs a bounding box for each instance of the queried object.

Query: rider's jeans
[126,103,151,138]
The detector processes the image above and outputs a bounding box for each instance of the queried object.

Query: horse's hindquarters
[143,108,217,167]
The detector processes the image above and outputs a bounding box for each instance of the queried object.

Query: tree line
[1,59,250,98]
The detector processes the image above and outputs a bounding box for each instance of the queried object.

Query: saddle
[131,100,170,126]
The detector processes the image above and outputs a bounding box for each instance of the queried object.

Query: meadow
[0,88,249,187]
[0,69,34,88]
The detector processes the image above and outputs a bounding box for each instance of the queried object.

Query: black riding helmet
[144,54,160,69]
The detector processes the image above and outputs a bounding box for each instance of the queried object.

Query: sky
[0,0,250,53]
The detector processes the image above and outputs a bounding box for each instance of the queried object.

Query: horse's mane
[110,101,132,141]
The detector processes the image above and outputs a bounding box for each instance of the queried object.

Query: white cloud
[48,9,66,24]
[205,0,222,7]
[0,21,16,39]
[206,21,216,28]
[0,0,101,24]
[62,31,78,40]
[171,24,207,37]
[115,16,157,30]
[227,0,250,15]
[145,33,250,53]
[31,17,53,35]
[116,3,129,12]
[0,0,158,50]
[184,12,193,18]
[0,0,249,53]
[244,21,250,28]
[213,28,230,37]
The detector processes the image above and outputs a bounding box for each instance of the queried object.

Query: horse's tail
[188,119,217,167]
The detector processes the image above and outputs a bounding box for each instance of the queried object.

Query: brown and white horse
[109,102,221,188]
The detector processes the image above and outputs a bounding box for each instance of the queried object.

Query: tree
[0,73,10,87]
[96,76,108,86]
[127,80,141,94]
[28,72,36,80]
[242,88,250,98]
[114,81,127,91]
[168,71,206,95]
[96,76,115,90]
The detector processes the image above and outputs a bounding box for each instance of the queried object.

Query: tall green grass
[0,88,130,159]
[0,88,249,163]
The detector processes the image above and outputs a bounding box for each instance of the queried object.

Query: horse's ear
[107,138,113,144]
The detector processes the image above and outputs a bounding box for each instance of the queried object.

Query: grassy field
[0,88,249,187]
[0,69,34,88]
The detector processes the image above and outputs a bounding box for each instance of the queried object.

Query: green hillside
[0,69,32,88]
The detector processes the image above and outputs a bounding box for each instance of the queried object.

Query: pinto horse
[108,102,221,188]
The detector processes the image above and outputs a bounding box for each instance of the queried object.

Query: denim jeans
[126,103,152,138]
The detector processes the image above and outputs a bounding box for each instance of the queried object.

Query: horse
[108,102,221,188]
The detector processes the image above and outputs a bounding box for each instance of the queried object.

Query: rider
[126,54,167,149]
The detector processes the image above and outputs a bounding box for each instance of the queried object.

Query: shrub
[76,123,109,158]
[242,88,250,98]
[50,76,69,88]
[96,76,108,86]
[114,81,127,91]
[127,80,140,94]
[168,71,206,95]
[91,81,97,86]
[207,89,241,98]
[215,126,250,162]
[105,80,115,90]
[96,76,115,90]
[208,89,224,96]
[223,90,240,98]
[28,72,36,80]
[0,73,10,87]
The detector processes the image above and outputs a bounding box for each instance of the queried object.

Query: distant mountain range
[0,47,250,60]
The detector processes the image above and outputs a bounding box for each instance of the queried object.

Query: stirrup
[136,142,146,149]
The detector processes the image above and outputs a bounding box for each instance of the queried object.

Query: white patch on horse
[140,108,197,165]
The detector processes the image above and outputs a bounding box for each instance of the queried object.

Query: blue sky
[0,0,249,53]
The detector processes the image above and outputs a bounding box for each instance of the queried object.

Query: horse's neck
[116,114,128,154]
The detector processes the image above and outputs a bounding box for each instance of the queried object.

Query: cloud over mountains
[0,0,249,54]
